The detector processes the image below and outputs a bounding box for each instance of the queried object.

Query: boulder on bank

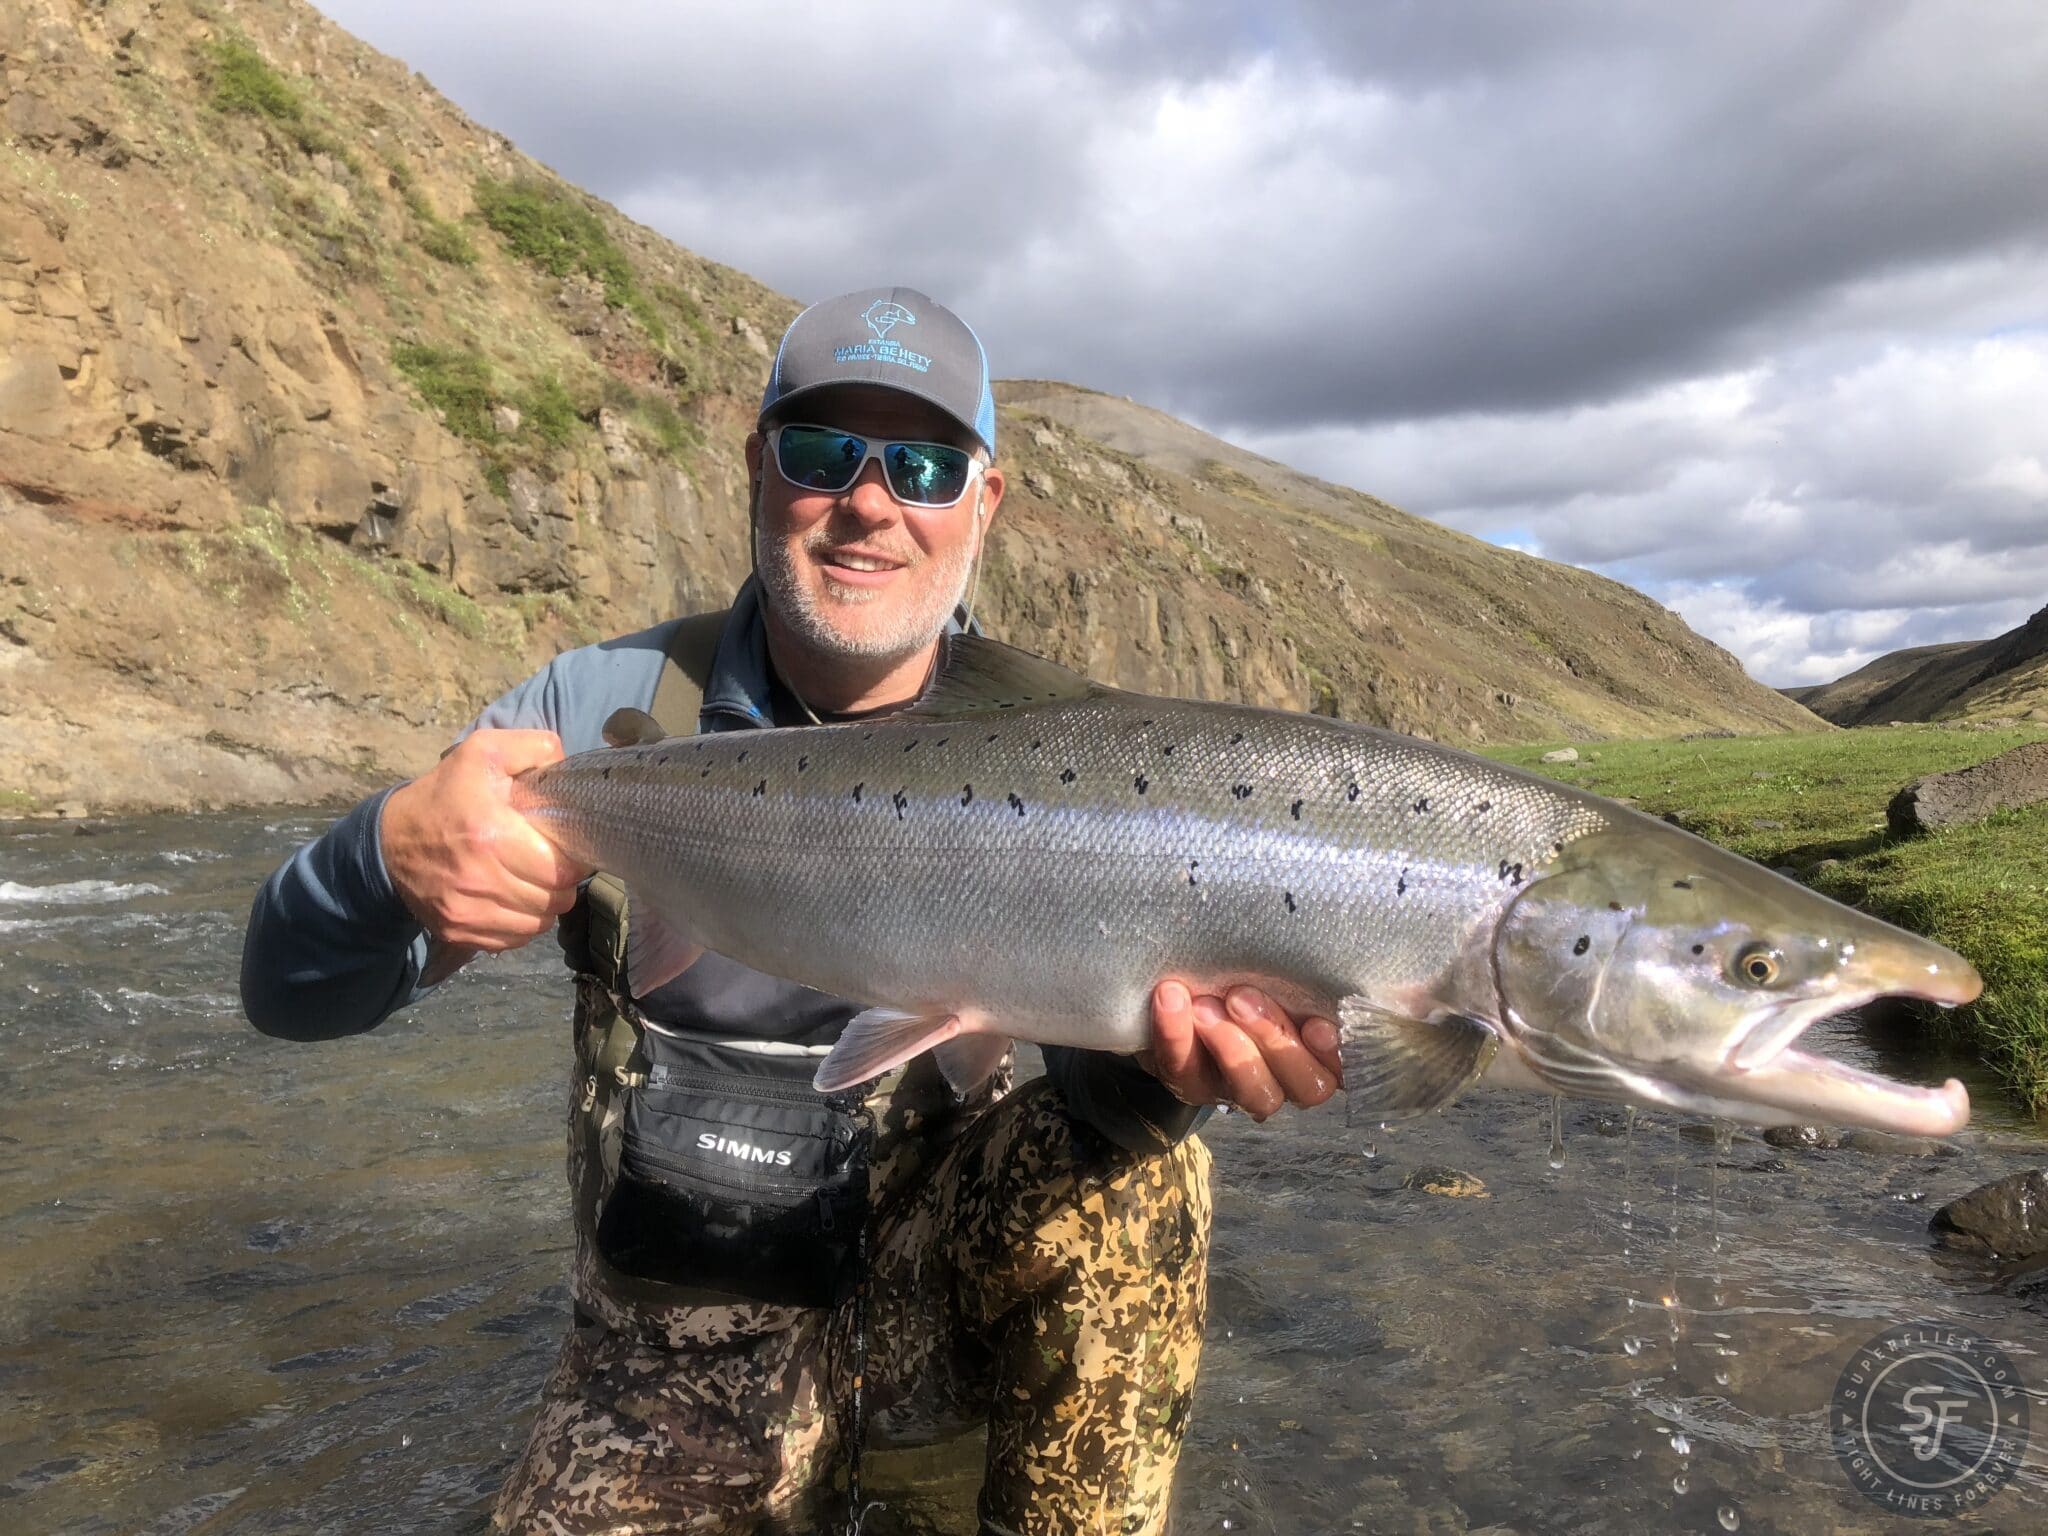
[1887,740,2048,836]
[1929,1169,2048,1260]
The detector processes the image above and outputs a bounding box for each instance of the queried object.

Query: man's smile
[814,545,912,588]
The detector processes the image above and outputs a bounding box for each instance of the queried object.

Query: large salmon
[512,634,1976,1135]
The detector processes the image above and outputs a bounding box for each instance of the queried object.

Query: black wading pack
[566,608,873,1309]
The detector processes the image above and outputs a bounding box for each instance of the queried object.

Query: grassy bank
[1485,725,2048,1115]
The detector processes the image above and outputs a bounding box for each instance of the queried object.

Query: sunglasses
[769,423,984,509]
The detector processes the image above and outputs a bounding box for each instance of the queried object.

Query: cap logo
[863,300,916,340]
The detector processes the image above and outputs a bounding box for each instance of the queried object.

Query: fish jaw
[1710,1045,1971,1137]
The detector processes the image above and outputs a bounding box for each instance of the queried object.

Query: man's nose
[841,462,904,525]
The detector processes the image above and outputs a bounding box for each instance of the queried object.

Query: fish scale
[512,634,1977,1134]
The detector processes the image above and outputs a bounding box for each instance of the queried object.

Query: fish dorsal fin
[603,707,669,749]
[905,634,1099,718]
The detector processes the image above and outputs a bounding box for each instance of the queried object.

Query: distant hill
[1789,607,2048,726]
[0,0,1817,816]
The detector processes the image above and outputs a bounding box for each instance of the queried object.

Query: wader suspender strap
[578,610,729,1136]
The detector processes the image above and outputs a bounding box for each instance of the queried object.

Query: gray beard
[753,502,976,663]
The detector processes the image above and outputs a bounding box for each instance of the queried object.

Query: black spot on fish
[1187,860,1200,886]
[1230,732,1245,745]
[863,731,874,740]
[700,767,711,778]
[1061,768,1077,785]
[1497,861,1525,884]
[1030,739,1042,750]
[904,740,918,753]
[602,766,612,780]
[1284,891,1297,913]
[987,733,999,743]
[737,751,747,763]
[753,779,766,797]
[892,789,908,820]
[1134,773,1149,794]
[1142,719,1154,728]
[1608,901,1623,912]
[1691,943,1705,956]
[1346,781,1361,802]
[1162,742,1176,755]
[1232,783,1253,800]
[852,783,864,803]
[1008,792,1026,817]
[1397,869,1408,896]
[1552,840,1565,855]
[961,784,974,806]
[1290,798,1303,819]
[1573,935,1590,956]
[1413,796,1431,814]
[1672,878,1693,890]
[657,753,671,766]
[1476,800,1492,814]
[797,755,808,772]
[937,738,948,748]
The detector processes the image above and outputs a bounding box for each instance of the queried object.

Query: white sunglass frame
[769,422,986,510]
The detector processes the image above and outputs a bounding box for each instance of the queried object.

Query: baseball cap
[759,286,997,460]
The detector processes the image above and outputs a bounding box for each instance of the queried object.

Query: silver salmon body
[513,635,1977,1136]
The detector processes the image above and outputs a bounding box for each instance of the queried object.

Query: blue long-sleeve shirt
[239,580,1205,1153]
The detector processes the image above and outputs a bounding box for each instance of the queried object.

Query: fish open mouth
[1715,984,1977,1138]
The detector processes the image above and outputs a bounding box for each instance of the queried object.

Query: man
[241,288,1341,1534]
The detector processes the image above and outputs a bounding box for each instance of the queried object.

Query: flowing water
[3,810,2047,1534]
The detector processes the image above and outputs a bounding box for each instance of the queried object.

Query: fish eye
[1733,942,1782,988]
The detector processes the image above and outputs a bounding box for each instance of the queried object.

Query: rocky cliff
[0,0,1819,817]
[1788,606,2048,728]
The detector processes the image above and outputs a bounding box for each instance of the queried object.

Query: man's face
[749,385,1003,663]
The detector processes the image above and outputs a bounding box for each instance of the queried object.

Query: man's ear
[978,465,1005,526]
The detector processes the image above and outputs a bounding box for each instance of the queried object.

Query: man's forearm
[239,787,431,1040]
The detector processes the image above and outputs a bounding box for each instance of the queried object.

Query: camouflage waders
[491,980,1213,1536]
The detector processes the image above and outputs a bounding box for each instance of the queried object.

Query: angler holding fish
[242,289,1338,1536]
[242,287,1977,1536]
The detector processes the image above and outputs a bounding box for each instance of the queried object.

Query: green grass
[391,342,496,442]
[473,177,664,340]
[204,36,353,164]
[1488,725,2048,1112]
[206,36,302,122]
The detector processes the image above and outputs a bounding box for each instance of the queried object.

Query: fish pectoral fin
[815,1008,973,1093]
[933,1033,1013,1096]
[602,707,668,749]
[1337,998,1498,1123]
[625,892,705,998]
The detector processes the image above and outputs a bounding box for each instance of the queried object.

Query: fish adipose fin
[602,707,668,748]
[815,1008,997,1093]
[906,633,1100,717]
[625,891,705,997]
[1338,998,1498,1122]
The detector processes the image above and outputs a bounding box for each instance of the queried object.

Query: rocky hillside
[1787,606,2048,727]
[0,0,1817,817]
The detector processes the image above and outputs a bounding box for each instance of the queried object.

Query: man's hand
[1141,981,1343,1120]
[380,729,592,951]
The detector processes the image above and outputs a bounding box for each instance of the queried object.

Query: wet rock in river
[1764,1125,1842,1150]
[1404,1166,1487,1198]
[1930,1169,2048,1261]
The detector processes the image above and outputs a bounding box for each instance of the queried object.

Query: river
[2,810,2045,1534]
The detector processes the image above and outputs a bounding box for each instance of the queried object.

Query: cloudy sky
[323,0,2047,686]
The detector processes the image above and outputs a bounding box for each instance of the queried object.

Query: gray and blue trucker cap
[759,286,997,459]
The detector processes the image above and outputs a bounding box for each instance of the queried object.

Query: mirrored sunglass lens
[778,427,865,489]
[884,442,970,505]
